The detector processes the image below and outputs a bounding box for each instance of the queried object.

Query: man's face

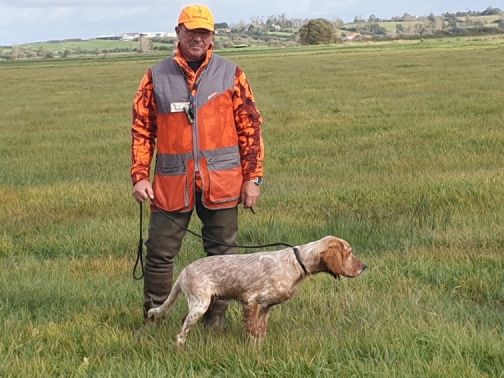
[176,25,214,61]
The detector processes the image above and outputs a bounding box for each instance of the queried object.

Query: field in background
[2,12,502,60]
[0,38,503,376]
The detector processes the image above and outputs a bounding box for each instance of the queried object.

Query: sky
[0,0,500,45]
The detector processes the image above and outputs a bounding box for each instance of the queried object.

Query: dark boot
[142,211,191,322]
[143,271,172,322]
[203,299,229,330]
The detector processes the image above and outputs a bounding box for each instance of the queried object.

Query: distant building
[140,32,177,39]
[343,32,362,41]
[121,32,176,41]
[121,32,142,41]
[95,34,121,40]
[343,32,373,41]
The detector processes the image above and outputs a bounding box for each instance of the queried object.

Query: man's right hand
[132,179,154,203]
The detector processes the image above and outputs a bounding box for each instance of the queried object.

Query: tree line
[1,7,503,59]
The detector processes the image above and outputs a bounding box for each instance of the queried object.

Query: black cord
[158,206,294,250]
[133,204,304,280]
[133,202,145,280]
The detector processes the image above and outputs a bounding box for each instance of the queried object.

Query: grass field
[1,37,503,376]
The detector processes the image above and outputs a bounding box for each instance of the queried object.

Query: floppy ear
[322,240,345,279]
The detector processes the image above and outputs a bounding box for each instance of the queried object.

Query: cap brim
[183,21,214,32]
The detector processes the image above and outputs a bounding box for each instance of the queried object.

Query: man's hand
[132,179,154,203]
[241,180,260,209]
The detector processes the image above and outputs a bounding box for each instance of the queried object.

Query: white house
[121,32,176,40]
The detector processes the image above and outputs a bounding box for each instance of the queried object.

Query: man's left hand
[241,180,260,209]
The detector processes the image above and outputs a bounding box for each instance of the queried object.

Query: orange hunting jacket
[131,47,264,212]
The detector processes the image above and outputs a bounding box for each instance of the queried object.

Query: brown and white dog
[147,235,366,346]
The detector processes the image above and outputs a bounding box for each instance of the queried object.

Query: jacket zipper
[191,66,208,178]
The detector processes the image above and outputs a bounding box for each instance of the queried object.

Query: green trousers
[143,191,238,325]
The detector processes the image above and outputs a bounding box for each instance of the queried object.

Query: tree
[10,46,23,59]
[333,18,344,29]
[444,14,458,28]
[356,22,387,36]
[299,18,335,45]
[413,23,425,37]
[481,7,502,16]
[401,12,413,21]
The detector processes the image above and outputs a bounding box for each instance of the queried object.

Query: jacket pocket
[207,165,243,204]
[156,153,190,176]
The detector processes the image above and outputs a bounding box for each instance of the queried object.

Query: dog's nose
[362,263,367,271]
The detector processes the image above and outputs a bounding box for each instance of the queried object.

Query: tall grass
[1,37,503,376]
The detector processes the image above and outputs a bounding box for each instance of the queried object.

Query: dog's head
[319,236,367,278]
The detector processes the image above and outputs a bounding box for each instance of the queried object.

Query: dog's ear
[322,239,346,278]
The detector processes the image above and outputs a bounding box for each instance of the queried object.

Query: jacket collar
[173,45,214,89]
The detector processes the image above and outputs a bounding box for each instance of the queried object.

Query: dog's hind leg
[176,295,211,347]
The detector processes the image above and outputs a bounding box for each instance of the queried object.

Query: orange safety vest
[151,55,243,212]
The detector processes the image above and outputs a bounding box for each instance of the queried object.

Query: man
[130,4,264,327]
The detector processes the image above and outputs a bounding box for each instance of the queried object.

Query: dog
[147,235,367,346]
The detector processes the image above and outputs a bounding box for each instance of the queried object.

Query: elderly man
[130,4,264,327]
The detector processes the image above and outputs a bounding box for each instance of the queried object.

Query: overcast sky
[0,0,499,45]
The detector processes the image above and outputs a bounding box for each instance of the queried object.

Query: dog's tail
[151,274,183,318]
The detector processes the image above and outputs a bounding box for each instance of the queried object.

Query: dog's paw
[175,335,187,349]
[147,307,162,319]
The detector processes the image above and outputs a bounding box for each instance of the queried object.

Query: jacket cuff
[132,174,149,186]
[243,172,262,181]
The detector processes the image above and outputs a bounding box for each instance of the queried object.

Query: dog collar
[293,247,308,275]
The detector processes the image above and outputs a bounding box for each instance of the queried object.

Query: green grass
[1,37,504,376]
[2,39,173,54]
[21,39,140,51]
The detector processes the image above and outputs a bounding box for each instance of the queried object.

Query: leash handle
[133,202,145,280]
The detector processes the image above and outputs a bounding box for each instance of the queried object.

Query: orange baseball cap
[178,4,215,32]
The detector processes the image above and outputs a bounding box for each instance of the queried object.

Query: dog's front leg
[243,303,270,343]
[256,305,270,340]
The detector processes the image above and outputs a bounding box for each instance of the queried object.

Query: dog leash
[133,202,145,280]
[133,202,307,280]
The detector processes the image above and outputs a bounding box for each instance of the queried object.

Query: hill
[0,9,502,60]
